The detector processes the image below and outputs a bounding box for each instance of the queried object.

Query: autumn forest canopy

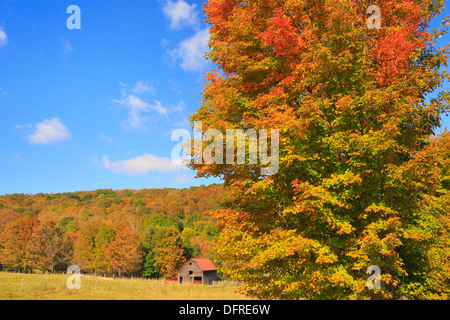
[0,185,232,279]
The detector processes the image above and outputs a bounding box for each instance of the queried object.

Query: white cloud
[61,37,74,53]
[161,38,170,47]
[103,154,184,175]
[171,28,210,72]
[132,80,154,94]
[115,81,169,130]
[114,94,168,129]
[0,28,7,47]
[99,133,113,144]
[23,118,71,145]
[163,0,200,30]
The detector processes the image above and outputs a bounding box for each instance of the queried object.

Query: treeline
[0,184,233,278]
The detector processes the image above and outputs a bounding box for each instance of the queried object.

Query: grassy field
[0,272,250,300]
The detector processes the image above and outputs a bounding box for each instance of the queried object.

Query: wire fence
[212,280,245,286]
[0,268,158,280]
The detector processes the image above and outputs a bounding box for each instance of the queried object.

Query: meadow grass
[0,272,251,300]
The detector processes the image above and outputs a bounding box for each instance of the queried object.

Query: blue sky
[0,0,218,195]
[0,1,449,195]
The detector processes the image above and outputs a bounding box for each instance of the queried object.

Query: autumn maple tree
[149,226,185,278]
[0,218,38,272]
[189,0,450,299]
[73,221,102,273]
[28,221,72,273]
[103,222,143,277]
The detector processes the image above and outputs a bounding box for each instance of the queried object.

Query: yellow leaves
[291,179,356,235]
[401,221,431,242]
[365,216,402,235]
[359,220,404,260]
[335,95,357,114]
[325,171,363,187]
[336,221,355,235]
[328,267,355,289]
[219,227,340,280]
[249,229,314,266]
[315,247,338,265]
[364,203,398,216]
[380,273,398,287]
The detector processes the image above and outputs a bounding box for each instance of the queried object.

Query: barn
[178,258,217,285]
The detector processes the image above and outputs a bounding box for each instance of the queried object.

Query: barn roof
[182,258,217,271]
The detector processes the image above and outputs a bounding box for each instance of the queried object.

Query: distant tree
[58,216,78,235]
[181,227,200,258]
[152,227,185,278]
[83,194,93,201]
[73,221,100,272]
[103,221,143,276]
[142,226,184,278]
[133,199,146,208]
[28,221,72,272]
[81,209,92,221]
[0,218,38,272]
[66,193,81,201]
[95,189,117,197]
[144,213,183,232]
[92,224,115,273]
[189,235,212,258]
[96,196,113,209]
[142,227,158,277]
[142,250,158,278]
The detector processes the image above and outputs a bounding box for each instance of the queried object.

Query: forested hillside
[0,184,233,278]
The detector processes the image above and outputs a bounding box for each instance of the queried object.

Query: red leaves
[257,8,306,58]
[371,26,425,86]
